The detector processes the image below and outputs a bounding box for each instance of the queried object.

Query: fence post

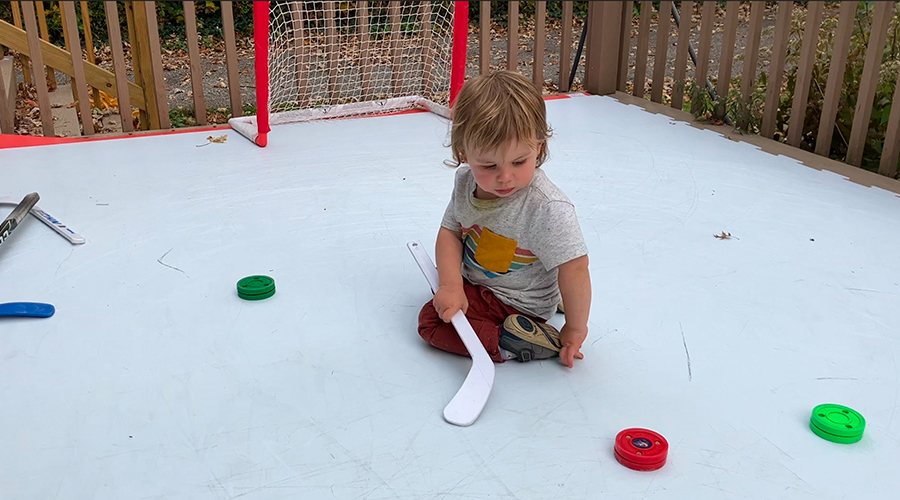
[129,1,170,129]
[584,1,623,95]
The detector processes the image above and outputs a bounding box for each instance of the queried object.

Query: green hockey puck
[237,275,275,296]
[809,421,863,444]
[809,404,865,443]
[238,287,276,301]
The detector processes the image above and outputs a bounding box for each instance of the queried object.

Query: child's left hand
[559,324,587,368]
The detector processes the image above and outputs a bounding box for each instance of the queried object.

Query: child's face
[465,139,541,200]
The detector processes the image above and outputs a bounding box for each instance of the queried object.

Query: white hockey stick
[408,240,495,426]
[0,197,85,244]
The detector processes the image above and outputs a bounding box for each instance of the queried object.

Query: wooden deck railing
[579,1,899,178]
[474,1,898,179]
[1,2,898,179]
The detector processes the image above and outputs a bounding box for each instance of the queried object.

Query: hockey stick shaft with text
[0,197,85,244]
[0,193,40,247]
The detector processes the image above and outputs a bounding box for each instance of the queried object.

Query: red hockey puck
[614,449,667,471]
[614,428,668,470]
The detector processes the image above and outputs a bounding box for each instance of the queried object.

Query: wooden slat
[786,1,823,147]
[846,1,893,167]
[130,1,169,129]
[633,1,651,97]
[127,1,151,128]
[419,2,435,97]
[814,1,856,155]
[737,0,764,129]
[558,1,572,92]
[34,0,57,89]
[715,1,740,110]
[0,78,11,134]
[124,1,135,43]
[141,1,170,128]
[221,0,242,117]
[671,1,691,109]
[507,1,518,71]
[20,1,53,136]
[358,2,371,99]
[81,1,103,106]
[879,63,900,177]
[761,1,793,139]
[58,0,81,106]
[692,0,715,114]
[143,2,169,128]
[61,1,93,135]
[104,0,133,132]
[183,1,206,125]
[560,1,573,91]
[11,1,32,85]
[123,2,149,128]
[650,1,671,103]
[388,1,401,95]
[0,18,147,109]
[0,39,13,133]
[616,1,630,92]
[533,1,545,89]
[480,0,490,75]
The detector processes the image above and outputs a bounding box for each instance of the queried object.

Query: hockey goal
[231,1,468,147]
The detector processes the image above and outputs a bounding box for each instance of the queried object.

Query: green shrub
[687,2,900,175]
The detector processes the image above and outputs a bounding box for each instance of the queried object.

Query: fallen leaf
[207,135,227,143]
[714,231,733,239]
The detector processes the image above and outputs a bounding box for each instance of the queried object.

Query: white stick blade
[407,241,496,426]
[443,311,496,426]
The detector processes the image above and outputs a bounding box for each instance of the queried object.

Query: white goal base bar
[229,96,450,145]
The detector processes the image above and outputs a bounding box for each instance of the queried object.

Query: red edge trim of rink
[0,125,230,150]
[1,94,582,150]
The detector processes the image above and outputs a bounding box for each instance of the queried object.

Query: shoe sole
[501,314,562,359]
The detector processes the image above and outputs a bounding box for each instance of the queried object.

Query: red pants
[418,279,537,362]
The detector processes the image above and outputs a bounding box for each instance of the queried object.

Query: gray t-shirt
[441,166,588,320]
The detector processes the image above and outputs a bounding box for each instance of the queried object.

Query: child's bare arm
[557,255,591,368]
[433,227,468,322]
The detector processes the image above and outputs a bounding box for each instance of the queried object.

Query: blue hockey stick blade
[0,302,55,318]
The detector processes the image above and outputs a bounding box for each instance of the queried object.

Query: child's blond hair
[450,71,552,167]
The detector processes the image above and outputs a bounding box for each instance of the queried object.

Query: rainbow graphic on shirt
[460,224,538,278]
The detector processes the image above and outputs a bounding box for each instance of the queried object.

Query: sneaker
[500,315,562,362]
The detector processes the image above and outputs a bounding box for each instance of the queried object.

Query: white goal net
[231,1,460,145]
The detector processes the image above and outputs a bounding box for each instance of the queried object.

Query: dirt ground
[10,3,830,135]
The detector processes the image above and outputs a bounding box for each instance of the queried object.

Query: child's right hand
[433,284,468,323]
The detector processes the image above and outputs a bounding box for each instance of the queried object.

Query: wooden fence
[0,1,246,136]
[1,1,898,179]
[592,1,899,178]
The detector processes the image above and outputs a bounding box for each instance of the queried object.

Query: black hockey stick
[0,193,40,247]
